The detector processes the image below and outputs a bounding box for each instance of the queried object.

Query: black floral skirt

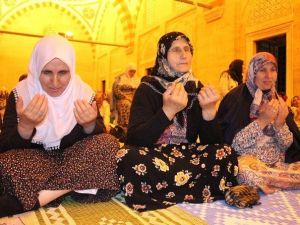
[116,143,238,211]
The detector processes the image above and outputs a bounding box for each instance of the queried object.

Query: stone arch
[111,0,142,52]
[0,1,93,40]
[0,1,99,61]
[0,1,107,89]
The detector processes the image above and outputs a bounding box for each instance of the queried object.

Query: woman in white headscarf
[0,35,119,218]
[112,63,140,132]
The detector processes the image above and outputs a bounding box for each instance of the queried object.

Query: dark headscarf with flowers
[151,31,194,83]
[246,52,278,136]
[140,32,199,141]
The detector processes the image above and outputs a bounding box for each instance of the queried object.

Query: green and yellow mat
[1,197,207,225]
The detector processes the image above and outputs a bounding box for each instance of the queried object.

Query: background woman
[112,64,140,133]
[219,59,244,97]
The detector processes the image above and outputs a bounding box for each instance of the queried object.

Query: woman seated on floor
[217,52,300,194]
[116,31,239,211]
[0,35,120,218]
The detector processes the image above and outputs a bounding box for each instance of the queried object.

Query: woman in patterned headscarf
[217,52,300,194]
[0,35,120,218]
[116,31,239,211]
[112,63,140,134]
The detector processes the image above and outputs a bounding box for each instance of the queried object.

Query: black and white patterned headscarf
[142,32,197,143]
[151,31,194,83]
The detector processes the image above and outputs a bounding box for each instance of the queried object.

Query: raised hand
[16,94,48,139]
[162,82,188,120]
[74,99,98,134]
[197,85,220,121]
[256,99,279,128]
[253,89,263,105]
[274,97,289,130]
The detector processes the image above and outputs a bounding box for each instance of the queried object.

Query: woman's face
[292,96,300,107]
[127,69,136,78]
[39,58,71,97]
[254,63,277,90]
[167,39,192,73]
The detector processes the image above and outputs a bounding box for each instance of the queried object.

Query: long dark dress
[116,77,238,211]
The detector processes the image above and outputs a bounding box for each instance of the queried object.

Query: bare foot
[0,217,24,225]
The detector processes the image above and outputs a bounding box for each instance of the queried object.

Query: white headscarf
[14,35,94,150]
[118,63,140,88]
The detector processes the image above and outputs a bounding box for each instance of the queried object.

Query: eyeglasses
[169,46,191,55]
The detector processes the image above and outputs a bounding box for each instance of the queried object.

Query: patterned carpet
[178,190,300,225]
[1,190,299,225]
[2,197,207,225]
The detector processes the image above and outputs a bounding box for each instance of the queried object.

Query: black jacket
[0,91,105,152]
[217,84,300,163]
[126,76,222,147]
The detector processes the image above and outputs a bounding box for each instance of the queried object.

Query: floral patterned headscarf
[151,31,194,83]
[246,52,278,135]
